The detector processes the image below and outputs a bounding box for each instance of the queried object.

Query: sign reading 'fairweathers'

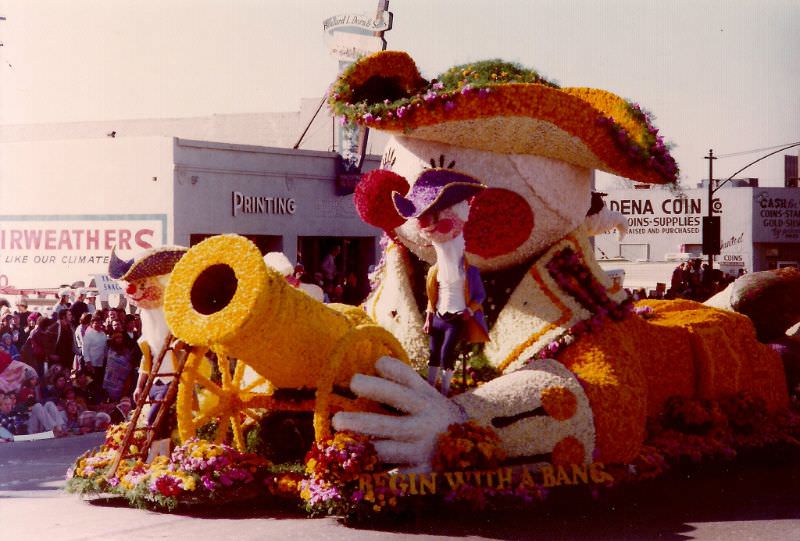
[0,215,165,289]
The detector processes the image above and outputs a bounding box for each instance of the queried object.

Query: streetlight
[704,141,800,271]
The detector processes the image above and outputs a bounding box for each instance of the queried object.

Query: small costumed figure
[391,169,489,395]
[108,245,187,425]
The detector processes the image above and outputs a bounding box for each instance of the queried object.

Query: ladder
[105,333,190,479]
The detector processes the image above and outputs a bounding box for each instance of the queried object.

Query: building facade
[0,136,382,299]
[594,186,800,285]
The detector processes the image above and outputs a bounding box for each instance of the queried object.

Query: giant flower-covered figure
[329,51,789,469]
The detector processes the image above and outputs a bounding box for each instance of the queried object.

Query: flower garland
[534,247,635,360]
[431,421,507,471]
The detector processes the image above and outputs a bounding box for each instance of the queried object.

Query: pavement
[1,433,800,540]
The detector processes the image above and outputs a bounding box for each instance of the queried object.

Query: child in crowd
[0,332,21,361]
[44,372,72,404]
[0,391,66,438]
[62,399,111,435]
[15,372,41,408]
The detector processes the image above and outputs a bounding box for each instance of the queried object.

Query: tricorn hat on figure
[329,51,679,185]
[392,168,486,219]
[109,246,188,282]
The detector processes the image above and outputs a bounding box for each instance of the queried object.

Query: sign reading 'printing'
[231,191,296,217]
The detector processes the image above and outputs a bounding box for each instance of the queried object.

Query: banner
[0,214,166,289]
[94,274,125,296]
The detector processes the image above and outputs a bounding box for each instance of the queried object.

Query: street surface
[1,433,799,541]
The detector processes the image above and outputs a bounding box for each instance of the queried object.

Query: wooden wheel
[176,347,275,451]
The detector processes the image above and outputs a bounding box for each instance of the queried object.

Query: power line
[716,141,800,159]
[713,141,800,194]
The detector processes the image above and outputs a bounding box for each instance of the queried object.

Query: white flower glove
[334,356,598,469]
[332,356,466,469]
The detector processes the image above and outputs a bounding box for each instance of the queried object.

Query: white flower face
[385,135,593,271]
[125,275,166,310]
[416,200,469,245]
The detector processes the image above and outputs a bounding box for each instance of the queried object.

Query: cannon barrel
[164,234,400,389]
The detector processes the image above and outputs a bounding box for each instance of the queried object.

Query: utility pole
[704,149,718,271]
[703,141,800,274]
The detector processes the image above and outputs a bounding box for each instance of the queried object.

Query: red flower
[153,475,182,497]
[464,188,533,258]
[354,169,409,234]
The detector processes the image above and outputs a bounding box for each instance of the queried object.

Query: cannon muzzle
[164,234,404,389]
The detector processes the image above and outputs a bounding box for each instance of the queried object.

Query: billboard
[594,188,753,274]
[752,188,800,242]
[0,214,167,288]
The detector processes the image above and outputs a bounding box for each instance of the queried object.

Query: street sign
[323,12,392,33]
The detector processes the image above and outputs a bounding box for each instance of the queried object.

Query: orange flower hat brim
[328,51,678,185]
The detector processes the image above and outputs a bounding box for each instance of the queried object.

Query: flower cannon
[162,234,409,448]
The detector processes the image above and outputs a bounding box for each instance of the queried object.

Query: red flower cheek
[354,169,409,234]
[464,188,534,258]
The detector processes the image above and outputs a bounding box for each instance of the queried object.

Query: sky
[0,0,798,188]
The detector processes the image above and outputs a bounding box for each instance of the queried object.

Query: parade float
[66,51,800,518]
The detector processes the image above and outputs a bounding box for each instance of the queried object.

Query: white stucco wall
[0,137,175,288]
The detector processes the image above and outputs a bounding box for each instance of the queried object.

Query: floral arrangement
[103,421,148,453]
[354,169,409,237]
[430,421,548,511]
[300,431,385,516]
[328,51,678,184]
[67,433,273,511]
[431,421,507,471]
[608,392,800,485]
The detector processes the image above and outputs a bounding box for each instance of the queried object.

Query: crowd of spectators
[623,259,741,303]
[0,290,138,442]
[294,246,366,306]
[666,259,740,301]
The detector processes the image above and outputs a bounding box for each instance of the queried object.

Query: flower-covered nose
[354,169,409,234]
